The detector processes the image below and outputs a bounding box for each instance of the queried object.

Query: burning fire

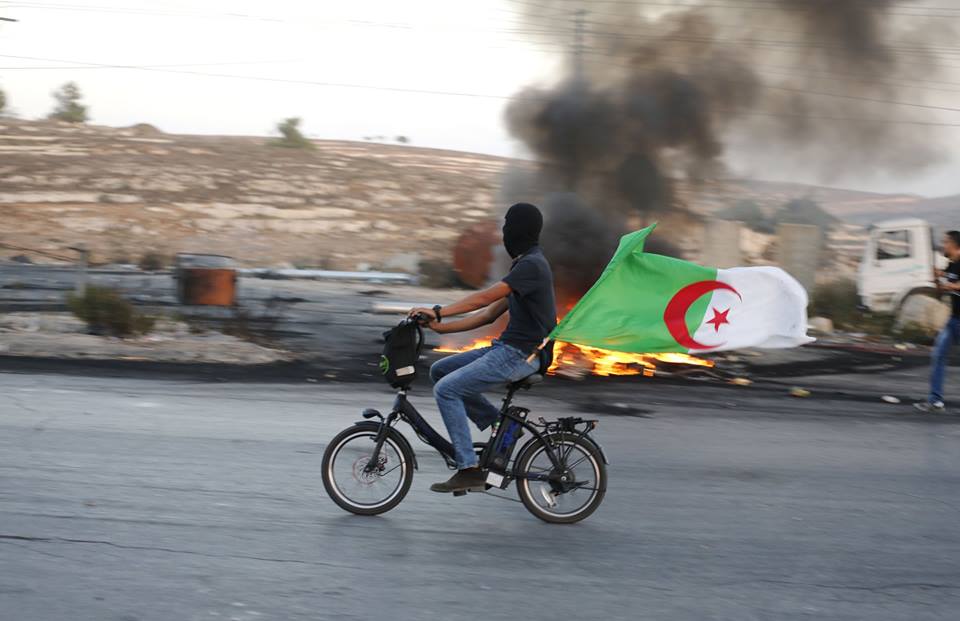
[434,339,713,378]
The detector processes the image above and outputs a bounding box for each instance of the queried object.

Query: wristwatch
[432,305,443,322]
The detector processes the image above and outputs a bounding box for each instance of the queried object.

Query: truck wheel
[898,288,939,313]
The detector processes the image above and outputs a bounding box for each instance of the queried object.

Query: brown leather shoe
[430,467,486,493]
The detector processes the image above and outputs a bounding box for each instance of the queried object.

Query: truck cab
[857,218,948,313]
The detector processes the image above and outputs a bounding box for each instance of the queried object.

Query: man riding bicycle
[409,203,557,493]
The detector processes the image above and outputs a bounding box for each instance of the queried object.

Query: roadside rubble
[0,312,293,364]
[807,316,834,335]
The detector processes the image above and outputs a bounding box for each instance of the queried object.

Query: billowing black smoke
[505,0,953,299]
[537,192,679,305]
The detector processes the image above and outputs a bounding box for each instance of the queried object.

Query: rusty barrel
[453,221,499,289]
[175,254,237,306]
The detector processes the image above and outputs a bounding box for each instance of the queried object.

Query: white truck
[857,217,949,313]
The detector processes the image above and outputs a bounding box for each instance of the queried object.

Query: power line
[507,0,960,24]
[3,52,960,128]
[473,25,960,58]
[479,14,960,70]
[538,0,960,18]
[6,25,959,111]
[571,47,960,94]
[0,52,537,101]
[9,1,960,62]
[733,109,960,127]
[751,65,960,95]
[572,51,960,111]
[0,1,285,21]
[7,3,958,115]
[0,58,302,70]
[9,0,960,50]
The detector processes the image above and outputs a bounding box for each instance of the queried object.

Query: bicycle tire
[322,424,414,516]
[514,432,606,524]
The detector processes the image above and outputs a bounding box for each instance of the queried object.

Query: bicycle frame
[362,385,608,484]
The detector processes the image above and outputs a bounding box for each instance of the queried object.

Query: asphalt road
[2,371,960,621]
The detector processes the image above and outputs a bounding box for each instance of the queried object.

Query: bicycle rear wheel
[515,433,606,524]
[322,424,414,515]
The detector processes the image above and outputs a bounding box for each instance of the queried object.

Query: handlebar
[403,312,433,327]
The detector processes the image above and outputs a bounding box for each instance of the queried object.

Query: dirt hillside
[0,119,510,270]
[1,119,947,275]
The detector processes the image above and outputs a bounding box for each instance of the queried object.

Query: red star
[706,307,731,333]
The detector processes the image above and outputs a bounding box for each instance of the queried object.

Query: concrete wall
[701,219,743,268]
[777,223,822,297]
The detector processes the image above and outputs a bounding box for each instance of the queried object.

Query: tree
[49,81,88,123]
[271,117,312,148]
[0,87,6,115]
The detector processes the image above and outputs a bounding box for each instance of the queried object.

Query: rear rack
[534,416,598,433]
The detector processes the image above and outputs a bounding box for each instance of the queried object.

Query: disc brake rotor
[351,453,388,485]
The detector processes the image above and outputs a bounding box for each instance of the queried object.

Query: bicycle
[321,316,609,523]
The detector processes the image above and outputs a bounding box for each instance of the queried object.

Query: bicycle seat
[509,373,543,390]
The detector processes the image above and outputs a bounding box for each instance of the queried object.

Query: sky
[1,0,959,199]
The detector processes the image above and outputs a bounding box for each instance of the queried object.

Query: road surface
[2,371,959,620]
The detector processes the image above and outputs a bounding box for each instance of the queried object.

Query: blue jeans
[430,340,539,469]
[929,317,960,404]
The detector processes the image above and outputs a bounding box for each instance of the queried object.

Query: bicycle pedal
[452,490,467,497]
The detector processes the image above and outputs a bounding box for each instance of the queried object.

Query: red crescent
[663,280,742,350]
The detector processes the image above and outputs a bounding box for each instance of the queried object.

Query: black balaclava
[503,202,543,259]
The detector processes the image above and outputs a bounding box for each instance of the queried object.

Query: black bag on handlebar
[380,320,423,389]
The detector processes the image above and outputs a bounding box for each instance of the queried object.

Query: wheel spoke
[327,432,406,509]
[565,455,588,470]
[380,463,404,477]
[519,436,603,521]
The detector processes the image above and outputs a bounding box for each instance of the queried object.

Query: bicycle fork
[362,411,397,473]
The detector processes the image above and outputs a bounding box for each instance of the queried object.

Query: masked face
[502,203,543,259]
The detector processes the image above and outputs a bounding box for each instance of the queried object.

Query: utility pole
[69,245,89,296]
[573,8,587,81]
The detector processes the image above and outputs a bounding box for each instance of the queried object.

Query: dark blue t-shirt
[500,246,557,354]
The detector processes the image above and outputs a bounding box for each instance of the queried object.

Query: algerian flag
[550,224,814,354]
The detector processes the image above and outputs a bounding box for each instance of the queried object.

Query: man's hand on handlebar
[408,307,441,332]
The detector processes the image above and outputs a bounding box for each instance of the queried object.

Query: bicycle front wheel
[322,424,414,516]
[515,433,606,524]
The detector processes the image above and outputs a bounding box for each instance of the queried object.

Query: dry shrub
[67,286,155,337]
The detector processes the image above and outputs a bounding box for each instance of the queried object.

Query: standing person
[915,230,960,413]
[408,203,556,493]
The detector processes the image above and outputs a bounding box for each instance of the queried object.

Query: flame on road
[434,339,714,377]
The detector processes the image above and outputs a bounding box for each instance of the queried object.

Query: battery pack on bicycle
[483,406,528,488]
